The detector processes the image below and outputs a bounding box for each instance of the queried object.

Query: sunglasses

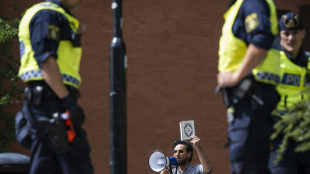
[172,150,185,154]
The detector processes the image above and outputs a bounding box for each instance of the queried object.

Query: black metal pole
[109,0,127,173]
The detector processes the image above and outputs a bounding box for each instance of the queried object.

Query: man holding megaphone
[160,136,212,174]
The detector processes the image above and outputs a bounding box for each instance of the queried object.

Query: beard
[177,157,188,166]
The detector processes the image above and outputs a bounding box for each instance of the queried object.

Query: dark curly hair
[172,139,193,162]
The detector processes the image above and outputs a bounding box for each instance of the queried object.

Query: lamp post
[109,0,127,173]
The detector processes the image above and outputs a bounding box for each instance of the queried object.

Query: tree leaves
[271,88,310,163]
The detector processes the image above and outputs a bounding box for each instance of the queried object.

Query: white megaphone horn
[148,150,177,172]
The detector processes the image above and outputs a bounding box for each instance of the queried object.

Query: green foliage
[0,17,19,43]
[0,7,24,152]
[271,88,310,163]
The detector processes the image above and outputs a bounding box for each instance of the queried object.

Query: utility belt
[24,81,79,105]
[18,81,79,153]
[16,109,76,153]
[219,76,275,108]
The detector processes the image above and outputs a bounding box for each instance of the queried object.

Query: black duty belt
[218,76,273,107]
[25,81,79,105]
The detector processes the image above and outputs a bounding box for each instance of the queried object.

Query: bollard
[0,153,29,173]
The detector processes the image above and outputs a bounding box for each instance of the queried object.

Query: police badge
[179,120,195,141]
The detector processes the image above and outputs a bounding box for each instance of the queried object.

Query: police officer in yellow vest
[268,12,310,174]
[17,0,94,173]
[217,0,280,173]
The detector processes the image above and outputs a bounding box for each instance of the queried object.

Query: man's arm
[190,136,213,174]
[41,56,85,127]
[217,44,267,87]
[41,56,69,99]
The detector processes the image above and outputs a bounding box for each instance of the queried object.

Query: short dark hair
[172,139,193,162]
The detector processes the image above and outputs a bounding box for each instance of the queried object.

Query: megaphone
[148,150,177,172]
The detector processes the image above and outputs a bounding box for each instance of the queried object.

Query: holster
[47,117,71,154]
[15,111,31,150]
[220,77,254,107]
[24,86,45,105]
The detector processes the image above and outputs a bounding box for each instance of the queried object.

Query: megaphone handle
[175,165,178,174]
[168,164,177,174]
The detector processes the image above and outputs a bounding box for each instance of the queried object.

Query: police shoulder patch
[245,13,259,33]
[47,25,60,41]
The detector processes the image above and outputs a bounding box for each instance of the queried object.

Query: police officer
[269,12,310,174]
[17,0,94,173]
[217,0,280,173]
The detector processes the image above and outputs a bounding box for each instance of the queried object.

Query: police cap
[279,12,304,31]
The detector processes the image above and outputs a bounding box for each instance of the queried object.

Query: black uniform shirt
[283,47,308,68]
[230,0,275,50]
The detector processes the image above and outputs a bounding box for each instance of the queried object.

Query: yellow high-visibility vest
[276,50,310,110]
[18,2,82,89]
